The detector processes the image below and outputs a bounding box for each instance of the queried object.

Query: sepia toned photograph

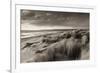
[20,9,90,63]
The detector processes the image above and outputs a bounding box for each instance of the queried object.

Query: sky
[21,9,89,30]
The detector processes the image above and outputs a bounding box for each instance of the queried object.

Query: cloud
[21,9,89,30]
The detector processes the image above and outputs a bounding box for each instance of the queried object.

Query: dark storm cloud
[21,9,89,27]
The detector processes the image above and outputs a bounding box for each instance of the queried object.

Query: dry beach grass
[20,29,89,63]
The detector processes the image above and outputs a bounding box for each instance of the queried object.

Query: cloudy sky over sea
[21,9,89,30]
